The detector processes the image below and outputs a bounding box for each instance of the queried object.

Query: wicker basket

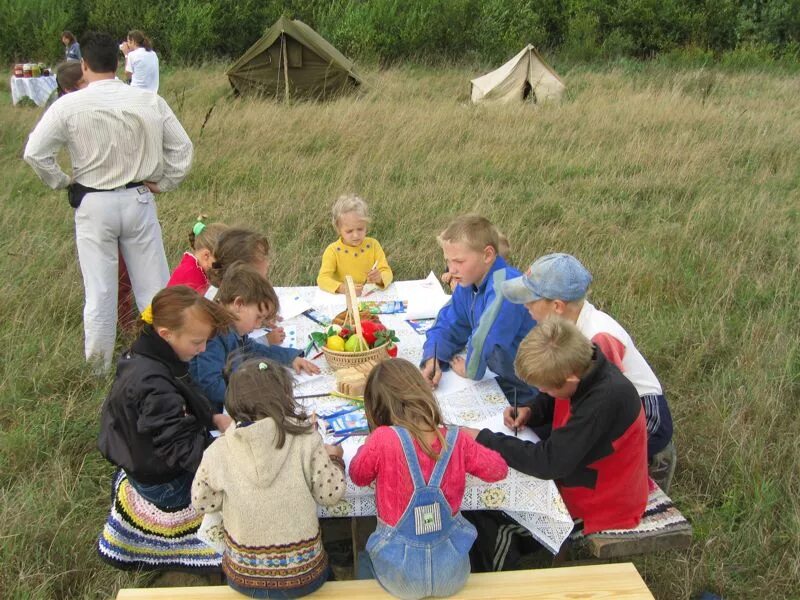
[322,276,389,370]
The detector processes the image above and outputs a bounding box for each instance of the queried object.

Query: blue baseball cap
[501,253,592,304]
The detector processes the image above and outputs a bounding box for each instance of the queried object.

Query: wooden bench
[567,482,692,560]
[116,562,654,599]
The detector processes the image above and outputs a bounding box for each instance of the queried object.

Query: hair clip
[140,305,153,324]
[258,362,269,371]
[192,221,207,236]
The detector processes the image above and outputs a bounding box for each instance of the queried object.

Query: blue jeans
[365,427,476,600]
[126,471,194,510]
[227,567,331,598]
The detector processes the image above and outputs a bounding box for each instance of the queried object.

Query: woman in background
[61,31,81,60]
[121,30,159,93]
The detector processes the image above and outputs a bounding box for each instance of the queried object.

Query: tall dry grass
[0,63,798,598]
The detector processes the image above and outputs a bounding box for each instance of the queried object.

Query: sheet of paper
[472,411,541,444]
[312,288,347,317]
[395,271,451,320]
[275,291,312,321]
[434,366,498,397]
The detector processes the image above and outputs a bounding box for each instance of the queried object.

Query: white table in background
[11,75,57,106]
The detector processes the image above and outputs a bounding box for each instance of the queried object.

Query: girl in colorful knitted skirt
[192,358,346,598]
[98,286,235,510]
[166,216,229,295]
[349,359,508,600]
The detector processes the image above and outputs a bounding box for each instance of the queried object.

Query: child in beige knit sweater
[192,358,345,598]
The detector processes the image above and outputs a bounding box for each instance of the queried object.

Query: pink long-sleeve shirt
[349,426,508,526]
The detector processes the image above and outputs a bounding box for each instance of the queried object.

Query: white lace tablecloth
[200,283,574,554]
[11,76,56,106]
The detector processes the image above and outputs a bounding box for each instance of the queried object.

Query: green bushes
[2,0,800,67]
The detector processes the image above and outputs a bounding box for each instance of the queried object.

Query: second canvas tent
[471,45,565,104]
[226,17,363,99]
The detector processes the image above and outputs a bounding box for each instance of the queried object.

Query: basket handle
[344,275,364,339]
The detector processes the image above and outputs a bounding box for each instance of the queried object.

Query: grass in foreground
[0,62,798,599]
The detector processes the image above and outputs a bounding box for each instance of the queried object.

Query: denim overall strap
[393,426,459,489]
[392,426,427,490]
[427,427,459,488]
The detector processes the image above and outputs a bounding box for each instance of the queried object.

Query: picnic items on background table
[10,64,57,106]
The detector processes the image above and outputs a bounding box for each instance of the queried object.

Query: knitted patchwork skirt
[97,470,222,572]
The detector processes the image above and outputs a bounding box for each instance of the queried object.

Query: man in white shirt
[24,32,193,371]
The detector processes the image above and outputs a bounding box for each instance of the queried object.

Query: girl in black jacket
[98,286,234,509]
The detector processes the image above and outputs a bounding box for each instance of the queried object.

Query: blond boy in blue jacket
[421,215,537,404]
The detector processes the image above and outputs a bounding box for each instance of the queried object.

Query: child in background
[441,231,511,292]
[421,215,536,405]
[350,359,507,599]
[192,358,345,598]
[205,227,285,345]
[98,286,234,510]
[500,253,676,491]
[166,217,229,295]
[317,194,393,296]
[191,263,319,412]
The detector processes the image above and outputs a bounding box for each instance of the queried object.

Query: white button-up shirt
[23,78,192,192]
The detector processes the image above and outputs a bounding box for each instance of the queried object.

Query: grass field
[1,61,798,599]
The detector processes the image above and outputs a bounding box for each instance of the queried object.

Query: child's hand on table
[337,282,364,296]
[292,356,321,375]
[421,358,443,389]
[324,443,344,459]
[503,406,531,430]
[450,355,467,378]
[266,326,285,345]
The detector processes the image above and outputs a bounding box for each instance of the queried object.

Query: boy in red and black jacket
[464,316,648,564]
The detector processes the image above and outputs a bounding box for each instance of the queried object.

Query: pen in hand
[513,388,518,437]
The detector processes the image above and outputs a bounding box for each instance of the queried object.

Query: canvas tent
[470,45,565,104]
[226,17,363,99]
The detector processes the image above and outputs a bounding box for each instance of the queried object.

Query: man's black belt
[67,181,145,209]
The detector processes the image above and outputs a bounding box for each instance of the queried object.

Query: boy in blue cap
[421,215,537,404]
[501,253,676,492]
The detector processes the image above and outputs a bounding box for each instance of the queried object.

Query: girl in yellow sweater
[317,194,393,296]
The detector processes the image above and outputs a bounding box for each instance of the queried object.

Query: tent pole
[281,34,290,103]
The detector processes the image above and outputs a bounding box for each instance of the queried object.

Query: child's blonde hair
[363,359,445,459]
[225,358,313,449]
[514,316,593,390]
[208,228,270,286]
[497,232,510,258]
[188,216,229,255]
[332,194,370,228]
[437,214,501,254]
[216,262,279,321]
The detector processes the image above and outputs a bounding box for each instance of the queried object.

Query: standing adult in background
[53,59,138,332]
[62,31,81,60]
[23,32,193,371]
[122,30,159,93]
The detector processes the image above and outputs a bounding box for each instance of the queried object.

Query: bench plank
[117,563,653,599]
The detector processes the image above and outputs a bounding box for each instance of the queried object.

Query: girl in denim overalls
[350,359,508,599]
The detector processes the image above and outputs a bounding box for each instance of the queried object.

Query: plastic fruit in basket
[360,320,386,346]
[326,335,346,351]
[344,334,369,353]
